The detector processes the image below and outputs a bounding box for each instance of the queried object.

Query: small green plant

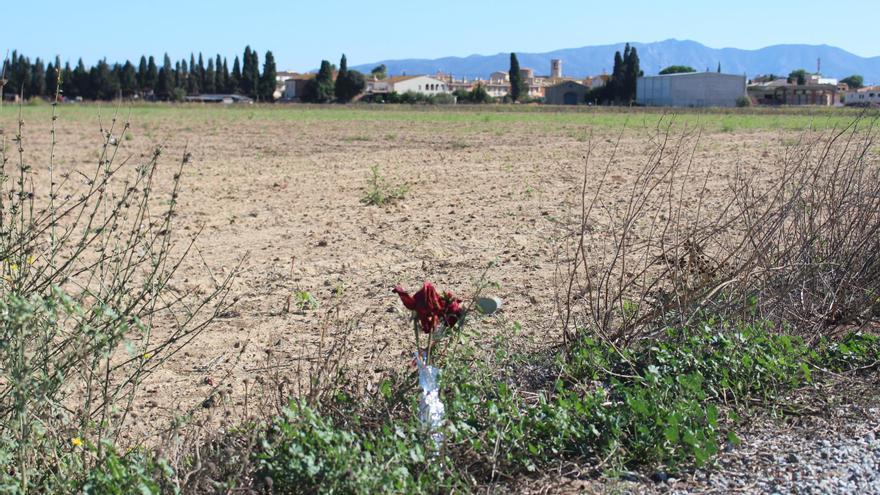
[293,290,319,312]
[361,165,407,206]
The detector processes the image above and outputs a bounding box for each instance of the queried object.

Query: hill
[351,39,880,84]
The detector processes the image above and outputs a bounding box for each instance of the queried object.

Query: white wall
[637,73,747,107]
[392,76,451,95]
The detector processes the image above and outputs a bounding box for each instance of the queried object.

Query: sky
[5,0,879,71]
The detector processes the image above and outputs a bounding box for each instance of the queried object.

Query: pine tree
[260,50,277,101]
[230,56,242,94]
[509,53,524,102]
[717,62,722,73]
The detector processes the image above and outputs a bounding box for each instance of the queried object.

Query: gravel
[649,400,880,495]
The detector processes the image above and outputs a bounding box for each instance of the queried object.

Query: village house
[544,80,589,105]
[747,77,839,106]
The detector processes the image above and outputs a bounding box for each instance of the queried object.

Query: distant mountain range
[351,39,880,85]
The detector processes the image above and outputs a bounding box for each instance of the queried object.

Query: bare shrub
[0,102,237,490]
[557,116,880,347]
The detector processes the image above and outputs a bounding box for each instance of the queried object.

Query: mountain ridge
[350,39,880,85]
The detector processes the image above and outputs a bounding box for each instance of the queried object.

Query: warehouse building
[636,72,747,107]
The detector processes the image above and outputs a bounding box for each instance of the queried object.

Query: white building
[844,86,880,106]
[637,72,747,107]
[377,75,451,95]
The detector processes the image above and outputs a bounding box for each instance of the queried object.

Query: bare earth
[1,105,802,444]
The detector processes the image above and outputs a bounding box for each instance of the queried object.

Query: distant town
[2,45,878,108]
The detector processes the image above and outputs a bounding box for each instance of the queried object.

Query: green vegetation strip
[2,103,876,132]
[25,321,876,494]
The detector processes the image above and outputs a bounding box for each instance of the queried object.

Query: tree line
[1,46,278,101]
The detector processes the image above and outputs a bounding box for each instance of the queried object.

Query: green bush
[255,402,453,494]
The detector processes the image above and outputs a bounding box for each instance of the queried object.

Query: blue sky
[5,0,878,70]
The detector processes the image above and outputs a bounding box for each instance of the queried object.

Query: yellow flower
[71,437,83,447]
[26,255,35,265]
[143,352,153,360]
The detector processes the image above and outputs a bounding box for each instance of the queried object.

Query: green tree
[717,62,722,73]
[841,75,864,89]
[156,54,173,100]
[45,56,60,98]
[334,54,365,103]
[229,56,242,94]
[509,53,525,102]
[659,65,697,75]
[119,61,138,98]
[72,58,90,98]
[370,64,387,79]
[241,46,260,98]
[623,44,640,104]
[30,58,46,98]
[259,50,278,101]
[145,56,158,94]
[788,69,808,85]
[303,60,335,103]
[610,50,625,103]
[204,58,216,94]
[216,55,227,93]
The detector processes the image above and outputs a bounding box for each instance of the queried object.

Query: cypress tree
[146,56,158,94]
[137,56,148,90]
[304,60,335,103]
[216,55,226,93]
[623,44,640,104]
[61,62,73,98]
[205,58,216,94]
[241,46,254,97]
[610,50,624,104]
[46,60,58,98]
[334,54,348,101]
[717,62,722,73]
[157,54,173,99]
[186,54,199,95]
[509,53,524,102]
[230,56,242,94]
[197,53,206,89]
[120,61,138,98]
[259,50,277,101]
[334,54,364,103]
[250,50,260,98]
[30,58,46,98]
[72,59,89,98]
